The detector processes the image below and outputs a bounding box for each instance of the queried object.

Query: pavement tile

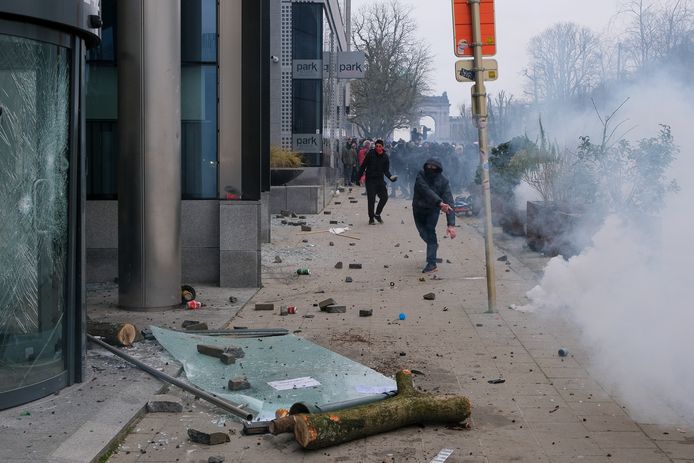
[565,402,628,417]
[588,431,657,449]
[656,440,694,460]
[534,435,602,457]
[596,447,672,462]
[578,415,641,432]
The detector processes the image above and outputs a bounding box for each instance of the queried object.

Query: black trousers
[366,180,388,219]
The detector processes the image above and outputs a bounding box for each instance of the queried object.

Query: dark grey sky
[350,0,621,114]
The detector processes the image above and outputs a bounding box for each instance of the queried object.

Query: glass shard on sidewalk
[151,326,396,421]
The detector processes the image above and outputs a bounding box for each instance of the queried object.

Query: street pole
[469,0,497,313]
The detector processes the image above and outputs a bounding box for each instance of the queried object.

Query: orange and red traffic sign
[451,0,496,57]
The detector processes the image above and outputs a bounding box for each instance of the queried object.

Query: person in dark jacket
[412,157,457,273]
[357,139,397,224]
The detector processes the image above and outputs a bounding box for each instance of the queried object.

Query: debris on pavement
[228,376,251,391]
[487,379,506,384]
[255,303,275,311]
[423,292,436,301]
[182,320,208,331]
[146,394,183,413]
[359,309,373,317]
[558,348,569,357]
[187,428,230,445]
[349,263,363,269]
[290,370,470,450]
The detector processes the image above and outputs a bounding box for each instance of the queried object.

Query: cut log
[292,370,471,450]
[87,321,138,346]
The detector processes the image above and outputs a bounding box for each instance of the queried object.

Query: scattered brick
[323,211,331,215]
[348,263,362,269]
[324,305,347,314]
[228,376,251,391]
[255,303,274,311]
[319,298,337,309]
[330,220,338,224]
[301,225,312,232]
[423,293,436,301]
[188,429,230,445]
[146,395,183,413]
[345,277,353,283]
[334,261,343,269]
[359,309,373,317]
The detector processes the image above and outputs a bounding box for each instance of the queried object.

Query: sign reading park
[451,0,496,57]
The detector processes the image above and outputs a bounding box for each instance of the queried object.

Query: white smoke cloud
[523,75,694,425]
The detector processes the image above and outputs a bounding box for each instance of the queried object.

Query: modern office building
[0,0,100,410]
[0,0,351,410]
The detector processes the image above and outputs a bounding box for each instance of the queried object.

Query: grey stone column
[117,0,181,310]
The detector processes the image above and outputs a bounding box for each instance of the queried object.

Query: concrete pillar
[117,0,181,310]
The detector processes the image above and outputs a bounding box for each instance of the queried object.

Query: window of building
[292,3,323,166]
[85,0,219,200]
[86,0,117,199]
[181,0,218,199]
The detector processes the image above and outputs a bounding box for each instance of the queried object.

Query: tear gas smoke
[522,75,694,426]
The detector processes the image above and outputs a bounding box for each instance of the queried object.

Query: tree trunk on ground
[87,321,138,346]
[292,370,471,450]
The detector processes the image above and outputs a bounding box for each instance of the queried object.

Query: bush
[270,146,304,168]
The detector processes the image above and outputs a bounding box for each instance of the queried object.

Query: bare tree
[523,22,603,103]
[618,0,694,72]
[349,0,432,139]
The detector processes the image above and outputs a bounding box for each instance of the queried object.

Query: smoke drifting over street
[523,75,694,425]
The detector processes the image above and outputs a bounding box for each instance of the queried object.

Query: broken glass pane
[0,34,70,395]
[151,326,397,421]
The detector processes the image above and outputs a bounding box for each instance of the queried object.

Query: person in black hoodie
[412,157,457,273]
[357,139,397,224]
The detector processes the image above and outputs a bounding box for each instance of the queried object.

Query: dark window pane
[182,0,217,62]
[86,121,118,199]
[292,3,322,59]
[86,64,118,199]
[292,79,322,134]
[182,65,217,199]
[88,0,116,62]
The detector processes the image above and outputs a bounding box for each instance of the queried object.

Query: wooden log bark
[293,370,471,449]
[87,321,138,347]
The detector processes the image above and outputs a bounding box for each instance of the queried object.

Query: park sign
[455,59,498,82]
[323,51,367,79]
[451,0,496,57]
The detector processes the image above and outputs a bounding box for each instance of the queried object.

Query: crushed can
[187,300,201,310]
[287,306,297,314]
[296,268,310,275]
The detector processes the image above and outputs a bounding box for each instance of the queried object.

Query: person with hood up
[357,139,397,224]
[412,157,457,273]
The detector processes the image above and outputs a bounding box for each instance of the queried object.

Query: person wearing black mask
[357,139,397,224]
[412,157,457,273]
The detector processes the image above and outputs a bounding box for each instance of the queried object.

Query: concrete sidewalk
[61,190,694,462]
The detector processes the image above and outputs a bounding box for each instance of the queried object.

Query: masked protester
[357,139,397,225]
[412,157,456,273]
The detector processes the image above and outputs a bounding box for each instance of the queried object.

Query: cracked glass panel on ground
[151,326,397,421]
[0,34,70,394]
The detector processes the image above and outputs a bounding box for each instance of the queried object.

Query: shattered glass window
[0,34,71,394]
[151,327,397,421]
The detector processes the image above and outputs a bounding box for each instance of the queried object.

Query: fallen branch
[291,370,471,449]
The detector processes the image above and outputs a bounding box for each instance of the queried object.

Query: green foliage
[575,124,679,214]
[477,135,537,200]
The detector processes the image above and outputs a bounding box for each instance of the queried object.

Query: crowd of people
[341,138,479,199]
[340,137,474,273]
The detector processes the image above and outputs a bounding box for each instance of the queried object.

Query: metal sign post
[468,0,497,313]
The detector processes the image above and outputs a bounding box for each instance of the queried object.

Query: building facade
[0,0,99,410]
